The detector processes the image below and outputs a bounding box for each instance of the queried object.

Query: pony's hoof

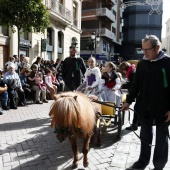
[72,163,78,169]
[83,161,89,167]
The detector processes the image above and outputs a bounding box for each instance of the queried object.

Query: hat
[7,62,15,69]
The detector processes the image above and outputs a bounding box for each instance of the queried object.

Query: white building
[165,18,170,56]
[0,0,82,69]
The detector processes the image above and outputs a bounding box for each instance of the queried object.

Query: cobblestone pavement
[0,101,170,170]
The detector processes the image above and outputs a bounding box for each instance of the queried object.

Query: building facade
[120,0,163,60]
[80,0,123,64]
[0,0,82,69]
[165,18,170,56]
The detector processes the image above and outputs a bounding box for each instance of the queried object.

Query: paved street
[0,101,170,170]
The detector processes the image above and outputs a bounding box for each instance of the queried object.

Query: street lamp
[90,32,100,58]
[107,43,110,61]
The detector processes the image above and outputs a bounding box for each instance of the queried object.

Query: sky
[162,0,170,37]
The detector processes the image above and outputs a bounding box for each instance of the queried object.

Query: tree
[0,0,50,58]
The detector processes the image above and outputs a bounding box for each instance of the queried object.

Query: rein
[91,99,170,147]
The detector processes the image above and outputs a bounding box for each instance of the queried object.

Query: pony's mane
[49,92,96,135]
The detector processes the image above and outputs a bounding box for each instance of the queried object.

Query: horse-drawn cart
[94,93,127,139]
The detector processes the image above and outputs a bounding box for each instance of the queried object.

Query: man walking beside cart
[122,35,170,170]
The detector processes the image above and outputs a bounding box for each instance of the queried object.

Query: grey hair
[142,35,161,47]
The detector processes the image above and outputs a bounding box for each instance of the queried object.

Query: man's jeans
[1,91,8,106]
[138,119,168,169]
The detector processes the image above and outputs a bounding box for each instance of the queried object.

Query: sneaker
[131,161,148,169]
[2,105,9,110]
[0,111,3,115]
[35,101,43,104]
[43,99,48,103]
[126,124,138,131]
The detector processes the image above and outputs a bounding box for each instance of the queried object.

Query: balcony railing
[82,28,115,40]
[45,0,71,21]
[96,8,115,22]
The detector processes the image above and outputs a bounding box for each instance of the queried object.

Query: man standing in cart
[122,35,170,170]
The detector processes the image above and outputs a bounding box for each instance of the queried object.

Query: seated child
[28,72,46,91]
[78,57,101,95]
[100,62,122,106]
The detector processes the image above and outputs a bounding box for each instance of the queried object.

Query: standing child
[44,69,57,99]
[100,62,122,106]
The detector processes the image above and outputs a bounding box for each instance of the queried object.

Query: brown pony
[49,92,100,169]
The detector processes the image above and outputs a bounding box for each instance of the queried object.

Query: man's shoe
[131,161,148,169]
[35,101,43,104]
[2,105,9,110]
[10,105,17,109]
[43,99,48,103]
[0,111,3,115]
[19,102,25,106]
[126,124,138,131]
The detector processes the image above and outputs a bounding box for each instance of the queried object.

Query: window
[58,31,62,48]
[47,28,52,45]
[20,31,28,40]
[73,2,78,27]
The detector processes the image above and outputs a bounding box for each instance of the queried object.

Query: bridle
[54,127,83,139]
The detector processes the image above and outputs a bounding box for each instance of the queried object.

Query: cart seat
[101,102,115,116]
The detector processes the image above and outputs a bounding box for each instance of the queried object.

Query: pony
[49,92,101,169]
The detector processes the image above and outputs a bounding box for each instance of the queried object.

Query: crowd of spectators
[0,55,64,114]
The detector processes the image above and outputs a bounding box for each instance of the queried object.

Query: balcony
[96,8,115,22]
[100,28,115,40]
[81,28,115,40]
[45,0,71,25]
[82,8,115,23]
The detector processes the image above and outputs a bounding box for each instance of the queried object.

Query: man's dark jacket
[126,51,170,124]
[62,57,86,89]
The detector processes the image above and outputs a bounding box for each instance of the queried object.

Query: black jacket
[62,57,86,88]
[126,53,170,124]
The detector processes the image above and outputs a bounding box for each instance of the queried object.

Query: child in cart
[100,62,122,106]
[77,57,101,95]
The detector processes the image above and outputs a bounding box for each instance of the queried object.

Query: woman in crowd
[28,72,47,91]
[100,62,122,106]
[28,64,48,104]
[32,56,42,71]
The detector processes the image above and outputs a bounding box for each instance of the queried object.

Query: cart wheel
[117,110,123,139]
